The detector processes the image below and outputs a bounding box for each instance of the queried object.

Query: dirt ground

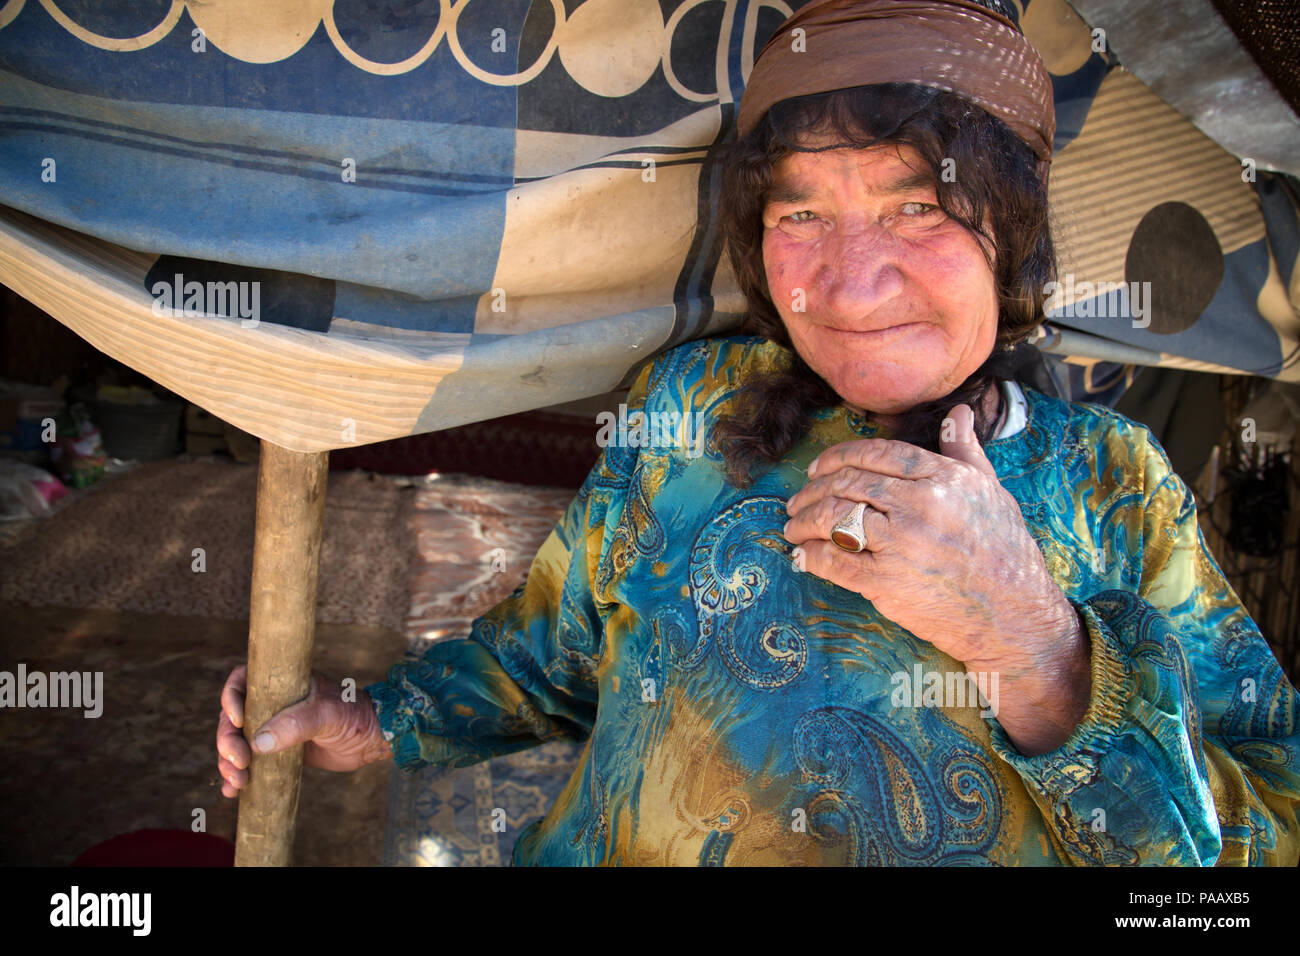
[0,603,406,866]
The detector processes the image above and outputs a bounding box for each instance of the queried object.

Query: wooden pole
[234,441,329,867]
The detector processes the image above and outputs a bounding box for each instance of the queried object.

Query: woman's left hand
[782,403,1080,682]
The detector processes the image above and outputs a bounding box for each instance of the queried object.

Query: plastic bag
[48,402,107,488]
[0,459,69,520]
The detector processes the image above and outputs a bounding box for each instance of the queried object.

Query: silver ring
[830,501,869,553]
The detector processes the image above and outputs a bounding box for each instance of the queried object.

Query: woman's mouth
[822,322,921,339]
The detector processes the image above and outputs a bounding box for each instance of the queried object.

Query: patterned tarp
[0,0,1297,451]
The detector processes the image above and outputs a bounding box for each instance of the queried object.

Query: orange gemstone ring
[830,501,870,553]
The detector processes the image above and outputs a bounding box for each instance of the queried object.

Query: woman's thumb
[249,682,329,754]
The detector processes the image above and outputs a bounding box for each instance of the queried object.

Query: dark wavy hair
[712,83,1056,488]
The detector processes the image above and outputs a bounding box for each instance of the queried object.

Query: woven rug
[382,473,585,867]
[0,457,415,632]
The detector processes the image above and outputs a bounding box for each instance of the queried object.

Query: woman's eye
[774,210,824,238]
[900,202,940,217]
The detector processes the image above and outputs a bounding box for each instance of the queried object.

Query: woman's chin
[825,375,940,416]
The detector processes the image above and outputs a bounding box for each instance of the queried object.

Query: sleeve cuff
[364,675,437,774]
[986,599,1134,795]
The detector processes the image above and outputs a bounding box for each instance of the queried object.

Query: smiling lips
[822,322,920,337]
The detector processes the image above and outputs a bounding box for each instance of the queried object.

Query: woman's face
[761,139,999,415]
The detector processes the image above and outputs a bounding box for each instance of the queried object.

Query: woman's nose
[817,224,905,321]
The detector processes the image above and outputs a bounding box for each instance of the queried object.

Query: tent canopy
[1,0,1297,452]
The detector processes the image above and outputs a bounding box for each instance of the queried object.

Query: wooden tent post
[234,441,329,867]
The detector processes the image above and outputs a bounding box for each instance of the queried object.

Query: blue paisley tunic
[366,334,1300,866]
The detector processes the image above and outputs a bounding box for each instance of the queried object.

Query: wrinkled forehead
[767,140,937,190]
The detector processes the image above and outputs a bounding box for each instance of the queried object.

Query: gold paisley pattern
[368,335,1300,866]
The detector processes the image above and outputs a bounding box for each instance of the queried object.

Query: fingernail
[253,732,275,753]
[791,547,806,572]
[782,520,792,538]
[806,459,819,478]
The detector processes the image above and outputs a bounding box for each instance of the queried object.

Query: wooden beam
[234,441,329,866]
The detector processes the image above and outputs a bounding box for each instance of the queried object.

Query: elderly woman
[215,0,1300,865]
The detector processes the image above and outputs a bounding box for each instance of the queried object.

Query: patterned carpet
[383,741,585,866]
[0,457,415,632]
[382,473,585,867]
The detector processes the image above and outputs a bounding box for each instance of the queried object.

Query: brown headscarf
[736,0,1056,181]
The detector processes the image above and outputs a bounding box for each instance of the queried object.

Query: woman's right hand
[215,665,393,798]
